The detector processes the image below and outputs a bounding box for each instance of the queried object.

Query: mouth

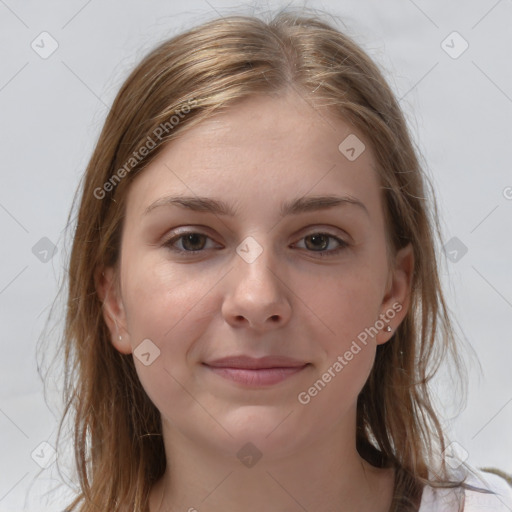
[202,355,310,387]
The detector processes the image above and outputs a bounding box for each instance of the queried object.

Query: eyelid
[162,229,220,253]
[295,223,351,242]
[162,227,351,259]
[291,232,349,257]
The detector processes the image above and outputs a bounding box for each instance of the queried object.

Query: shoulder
[418,467,512,511]
[464,469,512,511]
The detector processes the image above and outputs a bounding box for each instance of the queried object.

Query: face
[99,91,413,461]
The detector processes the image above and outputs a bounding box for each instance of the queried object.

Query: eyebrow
[143,194,369,218]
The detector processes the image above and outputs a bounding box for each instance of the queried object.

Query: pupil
[184,234,205,250]
[307,234,327,251]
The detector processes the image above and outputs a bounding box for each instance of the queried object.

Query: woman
[50,8,512,511]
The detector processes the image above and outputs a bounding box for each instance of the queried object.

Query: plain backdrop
[0,0,511,510]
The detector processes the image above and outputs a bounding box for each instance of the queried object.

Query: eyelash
[163,230,349,257]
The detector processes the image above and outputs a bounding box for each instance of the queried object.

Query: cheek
[120,259,218,415]
[294,272,381,416]
[122,253,203,337]
[121,254,222,377]
[295,264,386,349]
[296,345,375,429]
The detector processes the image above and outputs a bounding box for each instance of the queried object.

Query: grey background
[0,0,511,510]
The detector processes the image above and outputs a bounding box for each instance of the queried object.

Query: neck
[149,407,395,512]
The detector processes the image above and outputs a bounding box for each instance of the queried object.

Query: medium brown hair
[42,8,471,511]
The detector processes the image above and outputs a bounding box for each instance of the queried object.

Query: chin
[219,409,309,459]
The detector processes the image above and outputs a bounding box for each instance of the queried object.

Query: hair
[40,7,477,512]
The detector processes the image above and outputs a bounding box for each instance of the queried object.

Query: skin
[97,90,414,512]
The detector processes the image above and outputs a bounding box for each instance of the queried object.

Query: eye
[294,233,348,257]
[163,231,218,253]
[162,230,349,257]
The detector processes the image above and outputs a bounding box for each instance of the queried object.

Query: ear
[376,242,414,345]
[95,266,133,354]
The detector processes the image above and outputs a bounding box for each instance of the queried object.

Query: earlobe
[95,266,133,355]
[376,242,414,345]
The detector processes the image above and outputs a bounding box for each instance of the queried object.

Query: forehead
[126,92,384,222]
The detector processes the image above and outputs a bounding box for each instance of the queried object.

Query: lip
[203,356,310,387]
[205,355,308,369]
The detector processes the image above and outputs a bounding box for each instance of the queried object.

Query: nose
[221,244,292,332]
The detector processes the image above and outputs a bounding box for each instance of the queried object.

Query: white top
[418,468,512,511]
